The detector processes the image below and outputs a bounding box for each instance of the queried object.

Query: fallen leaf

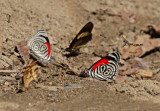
[22,59,40,91]
[120,11,132,20]
[64,84,87,89]
[121,68,137,76]
[137,69,153,78]
[122,34,160,59]
[114,75,128,83]
[119,59,130,71]
[1,55,13,66]
[142,25,160,38]
[36,84,64,91]
[0,59,10,68]
[17,41,30,63]
[129,57,149,69]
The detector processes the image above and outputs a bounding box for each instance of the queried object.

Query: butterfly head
[85,68,89,74]
[65,47,80,56]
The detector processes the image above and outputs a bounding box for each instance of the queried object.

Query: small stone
[4,81,11,86]
[49,82,53,86]
[50,91,55,94]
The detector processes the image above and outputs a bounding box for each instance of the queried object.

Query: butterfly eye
[40,45,47,51]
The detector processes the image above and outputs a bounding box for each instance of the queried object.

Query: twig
[106,12,121,17]
[0,70,18,73]
[152,61,160,63]
[120,35,143,47]
[0,76,15,81]
[0,60,10,67]
[36,84,64,91]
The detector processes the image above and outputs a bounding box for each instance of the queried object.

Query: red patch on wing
[92,58,109,72]
[45,42,51,57]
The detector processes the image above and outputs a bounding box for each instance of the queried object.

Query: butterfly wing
[67,22,94,52]
[87,52,120,80]
[28,30,52,63]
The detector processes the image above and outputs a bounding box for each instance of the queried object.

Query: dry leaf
[121,11,132,20]
[17,41,30,63]
[0,59,9,68]
[36,84,64,91]
[129,57,149,69]
[122,35,160,59]
[142,25,160,38]
[121,68,137,76]
[137,69,153,78]
[1,55,13,66]
[119,60,131,72]
[22,59,39,91]
[114,75,128,83]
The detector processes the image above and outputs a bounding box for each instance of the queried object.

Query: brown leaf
[137,69,153,78]
[0,60,9,68]
[121,68,137,76]
[122,35,160,59]
[1,55,13,66]
[36,84,64,91]
[142,25,160,38]
[129,57,149,69]
[22,59,40,91]
[119,59,130,71]
[120,11,132,20]
[17,41,30,63]
[114,75,128,83]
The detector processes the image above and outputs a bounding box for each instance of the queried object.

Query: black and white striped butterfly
[85,52,120,81]
[28,30,52,63]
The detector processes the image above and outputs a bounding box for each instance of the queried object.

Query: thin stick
[120,35,143,47]
[0,70,18,73]
[152,61,160,63]
[106,12,121,17]
[0,76,15,81]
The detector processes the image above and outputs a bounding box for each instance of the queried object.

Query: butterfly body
[66,22,94,55]
[85,52,120,81]
[28,30,52,63]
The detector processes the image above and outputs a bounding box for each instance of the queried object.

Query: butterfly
[85,52,120,81]
[66,22,94,55]
[28,30,52,63]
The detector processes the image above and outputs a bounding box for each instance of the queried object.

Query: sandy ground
[0,0,160,111]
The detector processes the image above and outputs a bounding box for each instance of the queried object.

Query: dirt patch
[0,0,160,111]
